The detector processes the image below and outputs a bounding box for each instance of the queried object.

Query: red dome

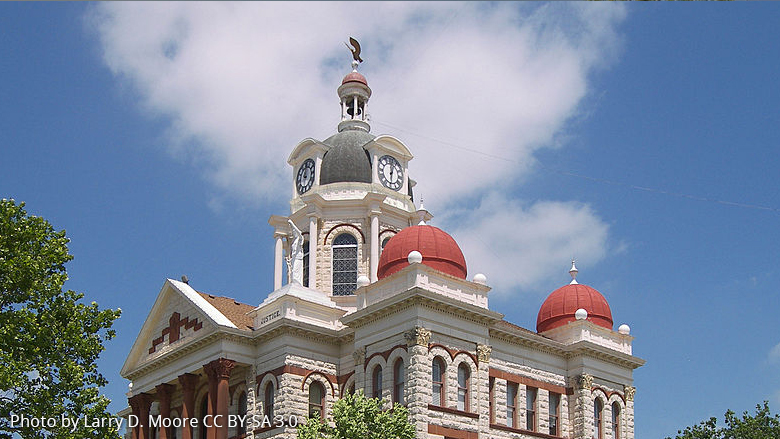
[378,225,467,280]
[342,71,368,86]
[536,283,613,333]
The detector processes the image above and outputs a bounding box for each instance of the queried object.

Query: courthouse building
[120,54,645,439]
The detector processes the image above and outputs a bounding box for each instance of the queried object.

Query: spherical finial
[618,324,631,335]
[357,275,370,288]
[128,382,133,392]
[472,273,487,285]
[575,308,588,320]
[569,260,579,285]
[407,250,423,264]
[351,59,359,72]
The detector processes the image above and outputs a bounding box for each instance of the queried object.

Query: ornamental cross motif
[404,326,431,347]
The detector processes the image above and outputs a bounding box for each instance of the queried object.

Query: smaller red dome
[342,71,368,86]
[378,225,467,280]
[536,283,613,333]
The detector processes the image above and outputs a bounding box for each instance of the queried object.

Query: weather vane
[345,37,363,64]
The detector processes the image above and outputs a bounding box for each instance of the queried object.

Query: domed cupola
[378,224,467,280]
[536,261,613,333]
[319,130,374,185]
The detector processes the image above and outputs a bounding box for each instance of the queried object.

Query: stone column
[624,386,636,439]
[204,358,235,439]
[129,393,153,439]
[308,215,318,288]
[274,232,284,290]
[369,212,379,282]
[178,374,198,439]
[476,344,492,438]
[571,374,594,439]
[156,384,175,439]
[404,327,431,439]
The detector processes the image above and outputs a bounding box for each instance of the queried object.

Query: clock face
[378,155,403,191]
[296,158,315,194]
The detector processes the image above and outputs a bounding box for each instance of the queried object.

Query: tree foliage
[0,199,121,438]
[296,391,416,439]
[666,401,780,439]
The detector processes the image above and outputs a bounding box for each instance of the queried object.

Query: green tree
[666,401,780,439]
[0,199,122,439]
[296,391,416,439]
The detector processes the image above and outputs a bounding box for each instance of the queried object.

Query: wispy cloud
[89,2,626,293]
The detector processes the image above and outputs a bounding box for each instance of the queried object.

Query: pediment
[120,279,242,378]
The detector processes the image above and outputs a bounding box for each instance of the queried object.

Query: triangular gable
[120,279,238,378]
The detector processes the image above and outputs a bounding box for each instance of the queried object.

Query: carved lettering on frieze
[404,326,431,347]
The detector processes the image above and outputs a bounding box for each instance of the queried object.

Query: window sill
[428,404,480,419]
[490,423,560,439]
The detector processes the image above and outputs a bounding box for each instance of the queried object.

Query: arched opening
[332,233,358,295]
[432,357,446,407]
[393,359,405,405]
[612,401,621,439]
[594,398,604,439]
[371,365,383,399]
[303,241,310,287]
[308,382,325,419]
[237,391,247,436]
[457,363,470,412]
[264,382,275,420]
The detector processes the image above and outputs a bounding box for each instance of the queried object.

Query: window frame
[431,357,446,406]
[612,401,621,439]
[393,359,405,405]
[264,382,275,420]
[302,240,310,287]
[526,386,537,431]
[548,392,560,436]
[489,377,495,424]
[371,365,383,399]
[457,363,470,412]
[506,382,518,429]
[308,382,325,419]
[331,233,358,295]
[594,398,604,439]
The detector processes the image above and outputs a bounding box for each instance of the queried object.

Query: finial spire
[569,259,579,285]
[416,198,432,225]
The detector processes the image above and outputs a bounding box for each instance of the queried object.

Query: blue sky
[2,3,780,438]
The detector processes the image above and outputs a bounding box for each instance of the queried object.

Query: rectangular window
[549,392,560,436]
[526,387,537,431]
[506,383,517,428]
[489,377,495,424]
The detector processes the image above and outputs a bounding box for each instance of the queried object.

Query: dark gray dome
[320,130,375,185]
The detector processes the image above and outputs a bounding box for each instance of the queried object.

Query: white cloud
[89,2,625,292]
[440,192,610,294]
[769,342,780,363]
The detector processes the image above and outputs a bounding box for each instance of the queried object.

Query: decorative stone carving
[352,346,366,365]
[178,373,198,392]
[204,357,236,380]
[404,326,431,347]
[576,373,594,390]
[287,219,304,285]
[624,385,636,401]
[477,344,492,363]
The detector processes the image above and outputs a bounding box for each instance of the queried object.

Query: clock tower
[269,57,422,301]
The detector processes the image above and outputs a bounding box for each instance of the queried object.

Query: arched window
[457,363,470,411]
[264,382,275,419]
[612,402,621,439]
[432,357,446,406]
[237,392,247,435]
[332,233,358,295]
[347,382,355,395]
[309,382,325,419]
[594,398,604,439]
[303,241,310,287]
[381,236,391,253]
[199,394,209,439]
[372,365,383,399]
[393,359,405,405]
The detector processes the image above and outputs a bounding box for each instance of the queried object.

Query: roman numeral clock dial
[378,155,403,191]
[296,158,315,194]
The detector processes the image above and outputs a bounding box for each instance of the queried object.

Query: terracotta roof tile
[197,292,255,331]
